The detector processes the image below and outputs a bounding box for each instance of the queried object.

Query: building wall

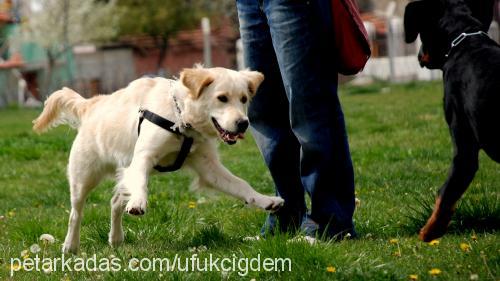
[133,40,237,77]
[0,68,18,106]
[369,0,409,16]
[73,48,136,96]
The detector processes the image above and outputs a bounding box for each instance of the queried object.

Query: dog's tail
[33,87,90,133]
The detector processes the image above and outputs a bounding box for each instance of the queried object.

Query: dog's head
[404,0,494,69]
[180,67,264,145]
[404,0,447,69]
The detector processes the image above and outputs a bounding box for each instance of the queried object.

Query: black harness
[138,109,193,172]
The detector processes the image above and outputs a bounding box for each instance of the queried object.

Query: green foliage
[115,0,236,38]
[115,0,237,72]
[0,81,498,280]
[25,0,119,50]
[116,0,199,39]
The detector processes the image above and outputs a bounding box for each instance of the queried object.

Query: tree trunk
[44,50,56,98]
[156,36,169,76]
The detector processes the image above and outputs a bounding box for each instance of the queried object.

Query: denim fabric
[236,0,356,238]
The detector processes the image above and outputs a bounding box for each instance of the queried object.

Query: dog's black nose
[236,119,249,132]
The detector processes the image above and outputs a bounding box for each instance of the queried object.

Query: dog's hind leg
[109,188,125,247]
[419,117,479,242]
[62,141,104,254]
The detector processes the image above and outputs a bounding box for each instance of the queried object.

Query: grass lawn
[0,81,498,280]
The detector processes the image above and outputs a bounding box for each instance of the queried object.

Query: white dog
[33,66,284,254]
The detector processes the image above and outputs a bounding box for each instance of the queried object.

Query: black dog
[404,0,499,241]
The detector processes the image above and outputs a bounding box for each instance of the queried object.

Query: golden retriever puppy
[33,66,284,254]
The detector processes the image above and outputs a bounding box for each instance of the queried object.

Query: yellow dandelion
[130,259,139,268]
[428,268,442,276]
[389,238,399,244]
[21,249,29,259]
[409,274,418,280]
[188,201,196,209]
[10,263,22,271]
[471,234,478,241]
[8,210,15,217]
[326,266,336,273]
[428,239,440,246]
[460,243,471,252]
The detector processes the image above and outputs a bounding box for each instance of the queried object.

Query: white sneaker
[243,235,261,242]
[287,235,317,245]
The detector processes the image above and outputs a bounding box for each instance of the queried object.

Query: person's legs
[236,0,307,234]
[263,0,356,238]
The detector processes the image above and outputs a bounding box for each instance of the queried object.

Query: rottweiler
[404,0,499,241]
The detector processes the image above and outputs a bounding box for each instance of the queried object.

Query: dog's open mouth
[212,117,244,145]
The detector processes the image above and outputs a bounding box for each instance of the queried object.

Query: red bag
[331,0,371,75]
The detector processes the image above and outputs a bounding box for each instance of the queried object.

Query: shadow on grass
[404,192,500,235]
[188,223,240,249]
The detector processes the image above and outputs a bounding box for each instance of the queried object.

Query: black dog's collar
[445,31,489,57]
[138,109,193,172]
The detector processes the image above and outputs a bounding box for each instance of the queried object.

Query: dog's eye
[241,96,247,104]
[217,95,228,103]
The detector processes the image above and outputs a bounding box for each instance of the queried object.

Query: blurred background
[0,0,499,107]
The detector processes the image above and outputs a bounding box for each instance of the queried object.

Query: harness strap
[138,109,193,172]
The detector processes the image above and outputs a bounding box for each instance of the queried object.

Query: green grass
[0,81,498,280]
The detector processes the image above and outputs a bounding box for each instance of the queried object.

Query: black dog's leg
[419,109,480,241]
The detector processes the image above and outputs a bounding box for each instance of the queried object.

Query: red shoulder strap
[342,0,370,47]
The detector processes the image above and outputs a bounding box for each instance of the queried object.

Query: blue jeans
[236,0,356,238]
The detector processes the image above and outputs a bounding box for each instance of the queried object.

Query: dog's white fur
[33,67,284,254]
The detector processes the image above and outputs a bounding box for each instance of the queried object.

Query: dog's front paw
[125,196,147,216]
[248,195,284,212]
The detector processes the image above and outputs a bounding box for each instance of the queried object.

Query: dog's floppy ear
[180,68,215,99]
[404,1,424,43]
[239,70,264,97]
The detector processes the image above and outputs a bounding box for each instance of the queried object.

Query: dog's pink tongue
[238,133,245,139]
